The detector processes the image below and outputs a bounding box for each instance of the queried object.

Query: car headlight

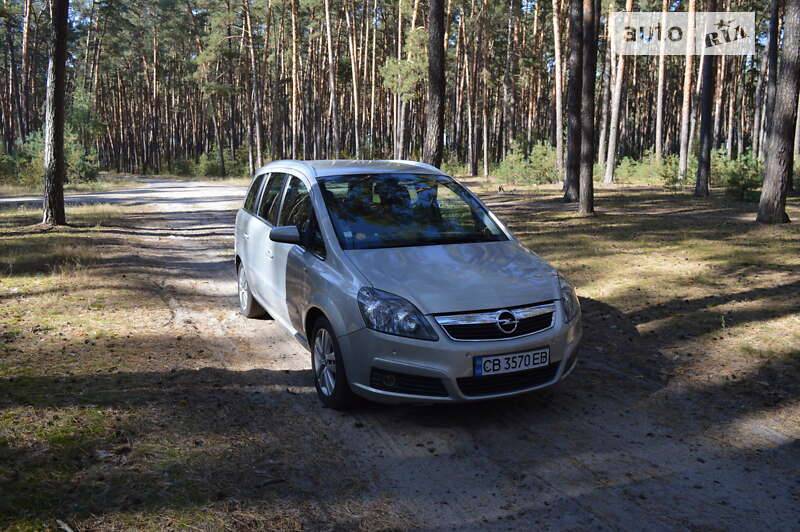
[357,287,438,341]
[558,275,580,323]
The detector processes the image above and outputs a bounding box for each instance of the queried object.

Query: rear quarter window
[243,174,265,213]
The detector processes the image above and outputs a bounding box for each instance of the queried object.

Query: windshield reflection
[317,173,507,250]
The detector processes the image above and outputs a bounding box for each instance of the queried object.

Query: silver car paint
[343,241,559,314]
[234,160,582,403]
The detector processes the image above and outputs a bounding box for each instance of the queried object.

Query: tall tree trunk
[753,55,767,157]
[762,0,781,161]
[344,4,360,158]
[579,0,598,215]
[42,0,68,226]
[758,0,800,223]
[4,0,26,141]
[423,0,445,167]
[695,1,717,198]
[563,0,582,202]
[323,0,341,157]
[654,0,668,161]
[597,31,611,165]
[603,0,633,184]
[290,0,299,159]
[551,0,564,174]
[678,0,696,180]
[20,0,33,132]
[243,0,263,168]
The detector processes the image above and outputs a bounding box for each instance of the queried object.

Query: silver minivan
[234,160,582,409]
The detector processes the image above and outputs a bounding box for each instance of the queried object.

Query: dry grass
[0,174,142,198]
[155,174,251,187]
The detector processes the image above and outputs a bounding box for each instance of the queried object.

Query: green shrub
[9,129,100,185]
[192,149,225,177]
[494,142,560,185]
[715,152,762,201]
[229,145,251,178]
[614,153,665,185]
[440,157,468,177]
[0,152,16,179]
[168,158,194,176]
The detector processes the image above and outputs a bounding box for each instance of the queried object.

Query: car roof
[254,159,445,179]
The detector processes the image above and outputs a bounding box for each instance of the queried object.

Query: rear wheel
[311,317,355,410]
[237,263,266,318]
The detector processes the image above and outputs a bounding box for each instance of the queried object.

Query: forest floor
[0,178,799,531]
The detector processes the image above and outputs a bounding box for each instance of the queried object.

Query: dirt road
[5,178,798,531]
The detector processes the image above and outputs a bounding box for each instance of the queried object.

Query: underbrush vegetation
[494,142,561,185]
[610,150,764,201]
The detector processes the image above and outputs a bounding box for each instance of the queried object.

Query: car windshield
[317,173,507,250]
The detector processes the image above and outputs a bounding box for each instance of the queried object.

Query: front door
[276,175,327,332]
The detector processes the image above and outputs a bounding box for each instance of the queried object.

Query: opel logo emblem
[496,310,518,334]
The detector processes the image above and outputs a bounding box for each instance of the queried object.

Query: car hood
[345,240,559,314]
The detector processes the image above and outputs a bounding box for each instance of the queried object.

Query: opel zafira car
[234,160,582,409]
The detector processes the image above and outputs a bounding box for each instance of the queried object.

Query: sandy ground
[4,178,799,531]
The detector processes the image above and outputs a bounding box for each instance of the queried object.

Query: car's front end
[337,275,582,404]
[311,169,583,405]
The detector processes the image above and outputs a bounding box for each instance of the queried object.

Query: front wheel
[237,264,266,318]
[311,317,355,410]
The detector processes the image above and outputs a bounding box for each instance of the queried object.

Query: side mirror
[269,225,302,244]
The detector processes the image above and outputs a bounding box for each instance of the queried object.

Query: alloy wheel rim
[313,328,336,397]
[238,268,248,310]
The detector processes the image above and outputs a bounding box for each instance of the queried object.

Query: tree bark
[678,0,696,180]
[551,0,564,174]
[654,0,668,161]
[243,0,263,168]
[762,0,780,161]
[423,0,445,168]
[695,1,717,198]
[323,0,341,157]
[42,0,68,226]
[758,0,800,223]
[579,0,598,215]
[563,0,582,202]
[603,0,633,184]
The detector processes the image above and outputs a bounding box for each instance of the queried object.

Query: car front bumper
[336,311,583,404]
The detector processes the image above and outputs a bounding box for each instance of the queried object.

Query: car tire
[237,263,266,318]
[311,316,355,410]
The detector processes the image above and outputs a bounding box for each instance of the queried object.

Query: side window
[243,173,265,213]
[280,177,310,228]
[280,176,326,258]
[257,173,286,225]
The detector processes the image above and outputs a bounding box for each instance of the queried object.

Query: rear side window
[243,174,265,213]
[258,173,287,224]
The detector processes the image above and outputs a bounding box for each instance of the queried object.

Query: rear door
[249,172,288,312]
[236,172,267,272]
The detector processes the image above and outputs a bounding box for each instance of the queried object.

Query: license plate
[473,348,550,376]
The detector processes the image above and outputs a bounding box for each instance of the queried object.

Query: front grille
[443,312,553,340]
[370,368,448,397]
[457,364,559,396]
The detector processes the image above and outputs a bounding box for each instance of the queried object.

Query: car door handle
[266,248,273,259]
[242,232,249,240]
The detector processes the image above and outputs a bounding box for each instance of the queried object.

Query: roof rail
[387,159,443,174]
[254,159,318,177]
